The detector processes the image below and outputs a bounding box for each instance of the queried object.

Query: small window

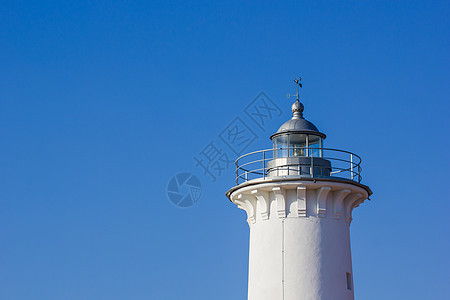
[346,272,352,290]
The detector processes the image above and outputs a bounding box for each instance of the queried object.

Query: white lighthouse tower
[226,79,372,300]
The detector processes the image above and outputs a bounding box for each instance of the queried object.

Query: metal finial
[293,76,302,101]
[292,100,304,119]
[287,76,303,101]
[288,76,304,118]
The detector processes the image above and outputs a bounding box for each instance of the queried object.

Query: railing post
[235,160,239,185]
[245,171,248,181]
[350,154,354,180]
[263,151,266,179]
[319,139,323,157]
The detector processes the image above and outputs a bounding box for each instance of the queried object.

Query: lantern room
[266,100,331,177]
[270,101,326,158]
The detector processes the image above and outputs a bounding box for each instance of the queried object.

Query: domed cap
[292,101,304,118]
[270,100,326,139]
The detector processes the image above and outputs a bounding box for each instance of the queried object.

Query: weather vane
[287,76,302,101]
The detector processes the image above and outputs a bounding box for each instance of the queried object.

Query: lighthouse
[226,79,372,300]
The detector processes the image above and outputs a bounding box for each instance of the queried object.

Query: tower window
[346,272,352,290]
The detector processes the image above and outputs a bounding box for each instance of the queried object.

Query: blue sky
[1,1,449,299]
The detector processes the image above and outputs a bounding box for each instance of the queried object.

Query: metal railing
[235,147,362,185]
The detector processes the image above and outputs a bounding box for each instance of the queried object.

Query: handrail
[234,147,363,185]
[237,147,362,161]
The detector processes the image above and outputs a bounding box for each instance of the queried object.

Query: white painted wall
[230,180,368,300]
